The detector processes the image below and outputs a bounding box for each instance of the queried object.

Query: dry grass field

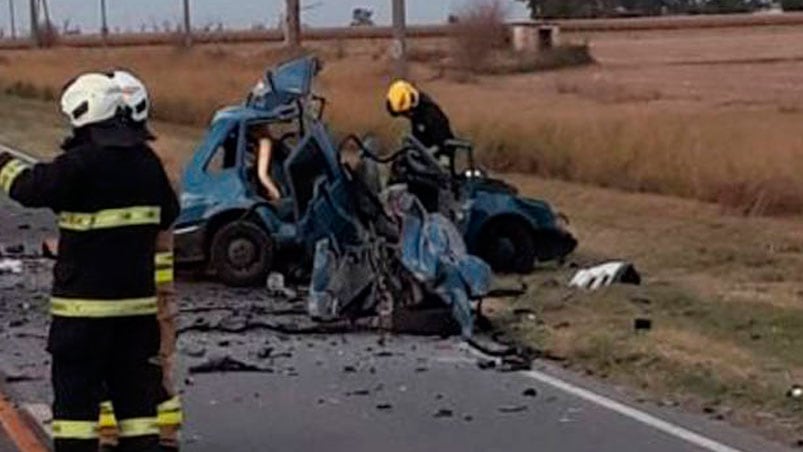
[3,25,803,215]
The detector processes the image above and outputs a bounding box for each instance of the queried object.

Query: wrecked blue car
[174,56,352,286]
[174,55,576,289]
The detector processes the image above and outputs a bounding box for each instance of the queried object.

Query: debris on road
[498,405,528,414]
[376,403,393,411]
[522,388,538,398]
[188,355,274,374]
[434,408,454,418]
[477,359,497,370]
[569,261,641,290]
[3,244,24,255]
[0,259,23,275]
[267,272,297,299]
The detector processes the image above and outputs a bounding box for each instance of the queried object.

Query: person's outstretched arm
[257,138,281,200]
[0,151,82,211]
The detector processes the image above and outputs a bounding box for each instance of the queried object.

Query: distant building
[351,8,374,26]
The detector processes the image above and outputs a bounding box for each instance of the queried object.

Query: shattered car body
[308,187,492,337]
[383,135,577,274]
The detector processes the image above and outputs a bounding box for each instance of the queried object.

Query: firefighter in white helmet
[0,71,179,452]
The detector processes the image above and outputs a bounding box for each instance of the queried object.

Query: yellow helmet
[386,80,420,115]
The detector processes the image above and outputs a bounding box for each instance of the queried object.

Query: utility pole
[100,0,108,43]
[391,0,407,78]
[8,0,16,39]
[28,0,39,46]
[182,0,192,47]
[285,0,300,47]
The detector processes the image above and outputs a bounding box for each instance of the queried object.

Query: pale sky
[3,0,530,33]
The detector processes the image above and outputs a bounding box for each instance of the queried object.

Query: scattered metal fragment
[189,356,274,374]
[522,388,538,398]
[4,244,24,255]
[569,261,641,290]
[4,373,41,383]
[434,408,454,418]
[477,359,497,370]
[267,272,298,299]
[347,389,371,397]
[343,365,357,373]
[463,415,474,422]
[181,344,207,358]
[0,259,23,275]
[376,403,393,411]
[498,405,528,414]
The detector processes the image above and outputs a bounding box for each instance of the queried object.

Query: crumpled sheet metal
[308,238,379,321]
[308,189,492,338]
[569,261,641,290]
[398,199,492,338]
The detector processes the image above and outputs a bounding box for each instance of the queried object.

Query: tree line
[517,0,803,18]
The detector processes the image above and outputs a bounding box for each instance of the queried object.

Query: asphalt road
[0,189,794,452]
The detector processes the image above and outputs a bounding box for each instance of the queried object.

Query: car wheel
[479,219,536,274]
[210,221,274,287]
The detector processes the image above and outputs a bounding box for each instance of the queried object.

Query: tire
[479,218,536,274]
[210,221,274,287]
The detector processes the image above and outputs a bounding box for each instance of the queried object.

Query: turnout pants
[49,315,162,452]
[99,231,182,449]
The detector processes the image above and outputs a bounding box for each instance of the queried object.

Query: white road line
[521,369,742,452]
[457,343,742,452]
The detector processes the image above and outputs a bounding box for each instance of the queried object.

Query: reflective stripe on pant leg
[117,417,159,438]
[51,420,99,439]
[155,251,174,284]
[98,401,118,428]
[157,396,183,427]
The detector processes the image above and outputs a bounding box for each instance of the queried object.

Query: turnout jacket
[410,93,455,152]
[0,132,179,318]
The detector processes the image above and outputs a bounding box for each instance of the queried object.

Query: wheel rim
[227,238,257,269]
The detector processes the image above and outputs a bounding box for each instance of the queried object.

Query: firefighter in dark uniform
[386,80,457,212]
[0,72,179,452]
[386,79,455,163]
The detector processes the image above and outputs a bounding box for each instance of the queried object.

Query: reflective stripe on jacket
[0,138,179,317]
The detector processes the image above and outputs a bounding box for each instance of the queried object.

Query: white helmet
[60,73,124,128]
[112,70,150,123]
